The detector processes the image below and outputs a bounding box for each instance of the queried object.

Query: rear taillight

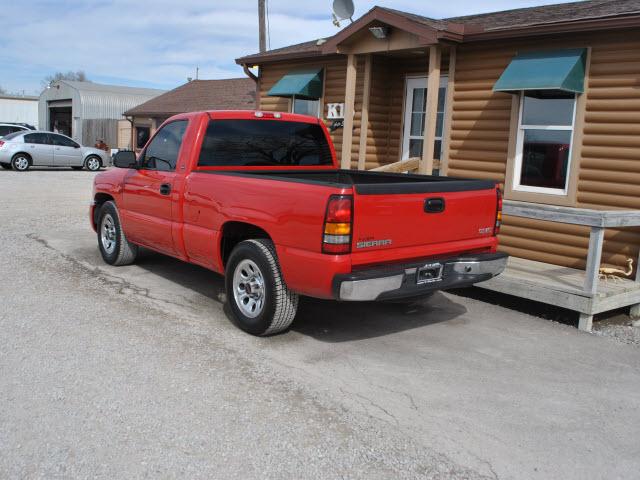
[494,187,503,235]
[0,141,4,148]
[322,195,353,254]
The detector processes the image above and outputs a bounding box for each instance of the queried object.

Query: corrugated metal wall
[448,30,640,271]
[0,97,39,127]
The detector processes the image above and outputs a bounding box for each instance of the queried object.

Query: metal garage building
[38,80,164,148]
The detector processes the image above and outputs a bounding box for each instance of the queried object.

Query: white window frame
[401,75,448,161]
[513,91,577,196]
[291,95,321,118]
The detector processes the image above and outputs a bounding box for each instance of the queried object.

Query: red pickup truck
[91,110,506,336]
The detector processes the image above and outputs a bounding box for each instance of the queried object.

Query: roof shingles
[236,0,640,64]
[124,78,256,117]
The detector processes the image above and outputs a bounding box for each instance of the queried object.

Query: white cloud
[0,0,572,95]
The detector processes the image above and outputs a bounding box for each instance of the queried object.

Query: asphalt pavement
[1,169,639,479]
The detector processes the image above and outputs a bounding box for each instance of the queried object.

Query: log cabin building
[236,0,640,287]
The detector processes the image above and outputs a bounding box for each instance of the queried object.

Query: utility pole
[258,0,266,53]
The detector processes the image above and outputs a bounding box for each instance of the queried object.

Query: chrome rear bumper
[335,253,508,301]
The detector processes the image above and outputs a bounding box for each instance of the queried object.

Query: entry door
[121,120,188,255]
[401,76,448,161]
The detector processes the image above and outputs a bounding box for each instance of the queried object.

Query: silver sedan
[0,131,110,171]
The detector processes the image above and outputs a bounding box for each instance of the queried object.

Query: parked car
[0,131,109,171]
[0,123,31,138]
[91,110,507,336]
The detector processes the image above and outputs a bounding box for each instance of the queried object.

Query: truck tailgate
[351,186,498,264]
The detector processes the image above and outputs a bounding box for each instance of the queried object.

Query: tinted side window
[24,133,51,145]
[2,131,25,141]
[141,120,188,171]
[51,134,79,148]
[198,119,333,167]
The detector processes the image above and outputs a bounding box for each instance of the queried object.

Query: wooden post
[440,46,456,176]
[341,54,357,170]
[420,45,441,175]
[580,225,605,332]
[631,248,640,321]
[258,0,266,53]
[584,226,605,295]
[357,54,372,171]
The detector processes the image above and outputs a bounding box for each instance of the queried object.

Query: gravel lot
[1,169,639,479]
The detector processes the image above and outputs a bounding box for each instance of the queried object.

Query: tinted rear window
[198,119,333,167]
[1,130,24,140]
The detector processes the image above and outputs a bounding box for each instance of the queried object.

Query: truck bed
[198,169,497,195]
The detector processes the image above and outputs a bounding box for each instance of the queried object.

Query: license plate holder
[416,262,444,284]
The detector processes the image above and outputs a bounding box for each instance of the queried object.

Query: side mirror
[113,150,138,169]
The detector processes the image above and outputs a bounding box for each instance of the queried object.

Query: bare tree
[42,70,90,88]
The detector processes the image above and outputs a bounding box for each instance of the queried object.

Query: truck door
[121,120,188,255]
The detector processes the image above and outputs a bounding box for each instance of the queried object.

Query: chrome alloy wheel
[13,156,29,171]
[100,213,117,255]
[86,157,101,171]
[233,259,265,318]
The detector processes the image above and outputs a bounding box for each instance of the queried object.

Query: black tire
[71,166,83,170]
[97,201,138,266]
[225,239,298,336]
[85,155,102,171]
[0,163,11,170]
[11,153,30,172]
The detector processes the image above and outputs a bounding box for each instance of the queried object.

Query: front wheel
[85,156,102,171]
[225,239,298,336]
[97,201,138,266]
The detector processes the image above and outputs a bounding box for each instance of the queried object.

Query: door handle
[159,183,171,195]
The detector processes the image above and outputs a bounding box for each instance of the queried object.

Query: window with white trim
[292,96,320,117]
[513,91,577,195]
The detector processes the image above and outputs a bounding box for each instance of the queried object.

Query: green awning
[267,68,323,100]
[493,49,587,94]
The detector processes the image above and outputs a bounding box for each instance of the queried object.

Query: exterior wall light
[369,26,389,39]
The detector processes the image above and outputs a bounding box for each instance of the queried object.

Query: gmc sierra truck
[91,110,507,336]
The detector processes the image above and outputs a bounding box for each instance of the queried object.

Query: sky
[0,0,574,95]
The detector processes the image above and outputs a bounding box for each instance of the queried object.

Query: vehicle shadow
[133,248,226,301]
[291,293,467,342]
[131,249,468,342]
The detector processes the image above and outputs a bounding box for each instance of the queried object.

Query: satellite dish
[332,0,354,27]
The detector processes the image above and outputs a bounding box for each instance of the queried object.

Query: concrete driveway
[1,170,639,479]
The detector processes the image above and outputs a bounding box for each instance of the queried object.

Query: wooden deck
[477,257,640,328]
[480,200,640,332]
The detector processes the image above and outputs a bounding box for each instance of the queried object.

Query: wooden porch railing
[503,200,640,330]
[371,157,421,173]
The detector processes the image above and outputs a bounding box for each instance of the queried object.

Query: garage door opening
[49,104,72,137]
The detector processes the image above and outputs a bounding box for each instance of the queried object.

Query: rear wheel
[0,163,11,170]
[225,239,298,336]
[97,201,138,266]
[11,154,30,172]
[85,156,101,171]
